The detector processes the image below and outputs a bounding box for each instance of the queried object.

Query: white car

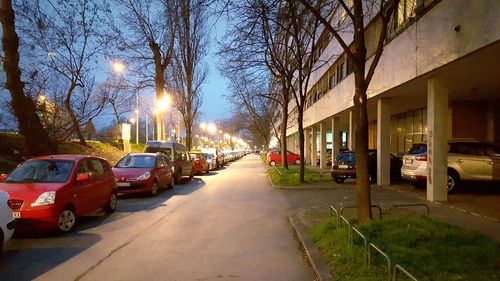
[0,190,15,251]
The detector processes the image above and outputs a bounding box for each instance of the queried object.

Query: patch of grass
[58,141,125,165]
[310,216,500,281]
[267,166,326,186]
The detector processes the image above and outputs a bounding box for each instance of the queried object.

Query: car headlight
[32,191,56,207]
[136,172,151,180]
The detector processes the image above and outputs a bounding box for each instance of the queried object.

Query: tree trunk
[280,95,289,169]
[64,84,86,146]
[185,118,192,150]
[297,107,305,182]
[0,0,54,156]
[151,42,166,141]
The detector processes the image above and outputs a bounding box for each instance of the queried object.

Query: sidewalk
[278,167,500,280]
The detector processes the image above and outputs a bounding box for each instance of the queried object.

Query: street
[0,155,314,281]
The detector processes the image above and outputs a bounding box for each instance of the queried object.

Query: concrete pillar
[377,98,391,185]
[319,122,327,169]
[331,117,340,167]
[311,126,318,166]
[427,78,448,202]
[348,110,355,151]
[487,103,495,142]
[304,129,310,165]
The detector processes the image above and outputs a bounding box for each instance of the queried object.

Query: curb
[289,212,332,281]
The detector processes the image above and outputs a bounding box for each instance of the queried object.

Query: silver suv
[401,140,500,192]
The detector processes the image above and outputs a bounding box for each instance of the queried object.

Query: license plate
[339,165,349,169]
[13,211,21,219]
[116,182,131,187]
[404,159,413,164]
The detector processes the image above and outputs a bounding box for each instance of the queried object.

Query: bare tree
[168,0,209,150]
[0,0,54,156]
[225,75,273,149]
[110,0,177,140]
[296,0,400,220]
[98,77,135,123]
[16,0,113,146]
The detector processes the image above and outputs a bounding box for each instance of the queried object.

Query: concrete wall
[285,0,500,136]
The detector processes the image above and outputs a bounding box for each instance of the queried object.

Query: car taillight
[8,199,23,210]
[415,154,427,161]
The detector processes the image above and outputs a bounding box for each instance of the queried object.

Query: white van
[144,141,194,184]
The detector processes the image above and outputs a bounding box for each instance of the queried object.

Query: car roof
[125,153,159,157]
[34,154,91,161]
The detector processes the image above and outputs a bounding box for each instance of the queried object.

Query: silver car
[401,140,500,192]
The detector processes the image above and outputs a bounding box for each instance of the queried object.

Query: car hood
[0,182,65,201]
[112,168,151,179]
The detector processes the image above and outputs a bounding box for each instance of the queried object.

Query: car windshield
[5,159,74,183]
[335,152,356,163]
[115,155,155,168]
[203,153,213,159]
[407,144,427,155]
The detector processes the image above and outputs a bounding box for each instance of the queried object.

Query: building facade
[277,0,500,201]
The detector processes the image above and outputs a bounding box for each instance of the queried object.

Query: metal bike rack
[329,205,340,226]
[393,264,419,281]
[272,165,283,176]
[368,243,392,281]
[352,227,368,261]
[389,203,429,216]
[340,205,383,219]
[339,215,352,241]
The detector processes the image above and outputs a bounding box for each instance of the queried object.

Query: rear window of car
[335,152,355,163]
[145,146,172,156]
[406,144,427,155]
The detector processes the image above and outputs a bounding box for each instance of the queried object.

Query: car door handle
[488,161,494,165]
[456,159,463,163]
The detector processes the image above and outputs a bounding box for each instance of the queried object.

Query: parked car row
[330,139,500,193]
[0,141,250,246]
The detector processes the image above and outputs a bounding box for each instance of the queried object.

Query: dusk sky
[198,15,231,123]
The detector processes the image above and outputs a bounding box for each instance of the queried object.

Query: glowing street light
[112,61,125,74]
[130,118,136,124]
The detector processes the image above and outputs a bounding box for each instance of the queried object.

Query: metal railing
[393,265,419,281]
[340,205,383,219]
[329,205,340,226]
[368,243,392,281]
[352,226,368,261]
[389,204,429,216]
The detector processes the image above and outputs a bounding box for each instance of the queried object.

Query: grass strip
[309,215,499,281]
[268,166,326,186]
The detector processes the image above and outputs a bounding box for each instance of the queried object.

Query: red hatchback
[189,152,209,175]
[0,155,117,233]
[267,149,301,166]
[112,153,174,196]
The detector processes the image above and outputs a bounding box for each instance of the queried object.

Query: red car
[267,149,301,166]
[112,153,174,196]
[189,152,209,175]
[0,155,117,233]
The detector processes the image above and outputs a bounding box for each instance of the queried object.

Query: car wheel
[447,171,459,192]
[334,177,345,184]
[269,160,276,166]
[105,192,117,213]
[295,159,300,165]
[206,166,209,174]
[167,175,175,189]
[57,208,76,233]
[151,182,159,196]
[368,173,375,184]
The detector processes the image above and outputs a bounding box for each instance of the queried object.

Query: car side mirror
[0,174,7,181]
[76,172,90,181]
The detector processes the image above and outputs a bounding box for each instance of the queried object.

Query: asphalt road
[0,155,314,281]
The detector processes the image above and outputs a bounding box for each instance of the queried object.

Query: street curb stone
[289,212,332,281]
